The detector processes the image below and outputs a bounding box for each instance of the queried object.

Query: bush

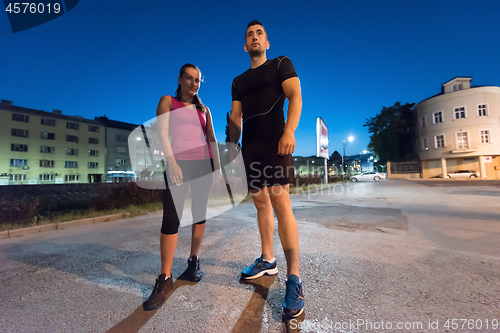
[89,182,162,211]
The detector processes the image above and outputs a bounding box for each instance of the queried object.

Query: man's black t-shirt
[232,56,297,146]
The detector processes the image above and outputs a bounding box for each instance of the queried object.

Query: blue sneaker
[283,274,304,317]
[241,255,278,279]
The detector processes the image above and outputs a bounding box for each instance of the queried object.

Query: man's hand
[213,168,223,183]
[228,144,240,162]
[278,128,295,156]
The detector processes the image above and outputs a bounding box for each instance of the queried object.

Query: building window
[39,174,54,181]
[40,146,55,153]
[10,174,27,181]
[88,125,99,132]
[41,118,56,126]
[12,129,29,137]
[66,135,78,143]
[137,160,152,166]
[88,162,99,168]
[420,116,426,128]
[40,132,55,140]
[435,135,445,148]
[454,106,466,119]
[456,131,469,149]
[433,111,443,124]
[11,144,28,152]
[452,83,463,92]
[88,150,98,156]
[40,160,55,168]
[12,113,29,122]
[115,147,127,153]
[66,122,79,130]
[115,134,127,142]
[65,175,79,182]
[65,148,78,156]
[10,159,27,167]
[422,138,428,151]
[480,130,491,144]
[478,104,488,117]
[65,161,78,168]
[115,159,127,166]
[153,149,164,156]
[89,138,99,144]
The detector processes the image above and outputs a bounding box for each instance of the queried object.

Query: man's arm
[229,100,243,144]
[279,77,302,156]
[228,101,243,161]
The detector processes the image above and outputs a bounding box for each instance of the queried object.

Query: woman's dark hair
[175,63,207,114]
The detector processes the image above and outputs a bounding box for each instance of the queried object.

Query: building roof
[0,99,102,125]
[415,80,500,107]
[441,76,472,87]
[94,116,138,131]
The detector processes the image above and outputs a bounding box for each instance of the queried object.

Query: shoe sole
[188,273,202,282]
[241,267,278,280]
[283,306,304,318]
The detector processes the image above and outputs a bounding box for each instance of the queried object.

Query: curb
[57,218,94,230]
[94,213,126,224]
[1,213,132,239]
[8,224,57,238]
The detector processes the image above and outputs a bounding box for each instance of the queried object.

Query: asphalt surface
[0,179,499,333]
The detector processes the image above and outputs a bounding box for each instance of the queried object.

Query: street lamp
[342,136,354,181]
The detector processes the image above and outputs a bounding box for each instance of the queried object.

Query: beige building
[0,99,106,185]
[415,77,500,179]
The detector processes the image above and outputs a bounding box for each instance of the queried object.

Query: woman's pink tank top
[169,96,212,160]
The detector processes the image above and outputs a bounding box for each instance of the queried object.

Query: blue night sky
[1,0,499,157]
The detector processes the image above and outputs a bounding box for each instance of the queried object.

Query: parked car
[350,171,386,182]
[447,170,479,179]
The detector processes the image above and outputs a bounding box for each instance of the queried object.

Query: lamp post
[342,136,354,181]
[359,150,367,172]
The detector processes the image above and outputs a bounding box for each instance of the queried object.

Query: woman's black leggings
[161,159,213,235]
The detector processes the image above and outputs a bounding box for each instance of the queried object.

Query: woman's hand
[168,162,183,186]
[213,166,223,183]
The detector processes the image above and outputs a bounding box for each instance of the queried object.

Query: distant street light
[342,136,354,181]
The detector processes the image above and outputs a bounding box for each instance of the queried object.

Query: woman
[146,64,220,310]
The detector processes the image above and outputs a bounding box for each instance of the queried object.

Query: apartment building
[0,99,106,185]
[94,116,138,182]
[415,77,500,179]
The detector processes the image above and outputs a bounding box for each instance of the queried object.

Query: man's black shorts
[242,140,295,191]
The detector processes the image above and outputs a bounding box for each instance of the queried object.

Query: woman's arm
[156,95,183,185]
[205,107,221,170]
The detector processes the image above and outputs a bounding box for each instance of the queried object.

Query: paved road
[0,179,499,332]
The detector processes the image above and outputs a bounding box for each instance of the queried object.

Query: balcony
[451,140,478,154]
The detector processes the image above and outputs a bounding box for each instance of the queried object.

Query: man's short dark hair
[246,20,267,39]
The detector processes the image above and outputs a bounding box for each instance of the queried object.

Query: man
[229,20,304,317]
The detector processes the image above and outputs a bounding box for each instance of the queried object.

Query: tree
[364,102,416,165]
